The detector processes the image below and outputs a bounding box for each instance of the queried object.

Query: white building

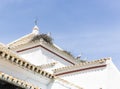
[0,25,120,89]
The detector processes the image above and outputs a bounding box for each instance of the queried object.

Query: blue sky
[0,0,120,70]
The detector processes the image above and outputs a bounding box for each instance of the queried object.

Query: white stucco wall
[61,68,107,89]
[18,47,71,71]
[59,60,120,89]
[48,80,79,89]
[1,49,120,89]
[48,82,69,89]
[107,60,120,89]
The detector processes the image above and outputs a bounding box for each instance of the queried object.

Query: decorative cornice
[37,62,56,69]
[0,43,54,79]
[53,58,111,76]
[0,72,40,89]
[55,64,107,76]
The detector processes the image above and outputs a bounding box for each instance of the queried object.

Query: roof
[7,32,78,64]
[53,58,111,76]
[8,33,35,48]
[0,43,54,79]
[8,25,39,48]
[0,72,40,89]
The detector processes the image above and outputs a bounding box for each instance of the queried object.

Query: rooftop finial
[34,18,38,25]
[32,17,39,34]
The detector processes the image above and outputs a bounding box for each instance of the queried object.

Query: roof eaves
[7,33,35,48]
[53,58,111,74]
[0,43,54,79]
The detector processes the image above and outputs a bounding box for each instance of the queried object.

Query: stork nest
[31,34,53,44]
